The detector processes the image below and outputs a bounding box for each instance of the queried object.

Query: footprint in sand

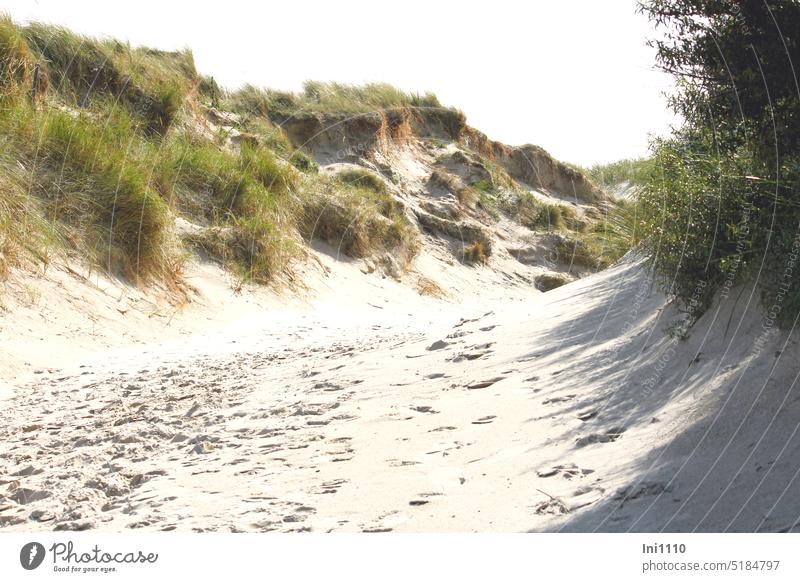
[575,427,626,448]
[427,340,450,351]
[313,381,343,392]
[446,330,470,339]
[466,377,505,390]
[569,485,606,510]
[452,350,492,362]
[315,478,348,495]
[612,481,671,505]
[536,464,595,479]
[542,394,576,404]
[9,488,51,505]
[411,405,438,414]
[387,459,421,467]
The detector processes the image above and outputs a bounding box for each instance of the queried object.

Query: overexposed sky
[1,0,678,166]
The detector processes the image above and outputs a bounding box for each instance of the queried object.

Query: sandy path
[2,259,800,532]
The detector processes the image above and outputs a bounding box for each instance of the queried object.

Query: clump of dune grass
[463,240,488,264]
[159,132,301,282]
[0,96,176,282]
[535,272,571,292]
[416,275,446,298]
[582,199,644,266]
[300,174,417,262]
[0,155,58,280]
[22,21,196,133]
[551,234,602,271]
[503,192,581,232]
[228,81,445,118]
[0,15,43,99]
[0,14,339,290]
[235,116,318,174]
[336,167,387,194]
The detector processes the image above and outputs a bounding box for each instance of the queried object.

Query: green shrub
[636,0,800,327]
[637,135,763,317]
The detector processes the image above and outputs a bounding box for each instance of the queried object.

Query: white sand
[2,246,799,533]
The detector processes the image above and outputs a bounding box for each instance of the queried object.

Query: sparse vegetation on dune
[300,174,417,262]
[502,191,581,233]
[225,81,467,144]
[335,167,387,195]
[227,81,446,118]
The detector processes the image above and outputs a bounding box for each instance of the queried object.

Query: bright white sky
[1,0,678,166]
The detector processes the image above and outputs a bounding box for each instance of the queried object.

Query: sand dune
[2,252,798,532]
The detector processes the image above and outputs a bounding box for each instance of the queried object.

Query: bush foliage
[636,0,800,326]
